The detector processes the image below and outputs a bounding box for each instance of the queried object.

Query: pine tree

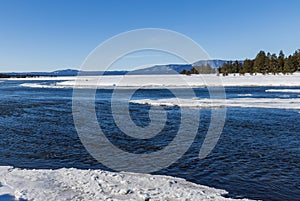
[283,56,294,74]
[270,54,279,75]
[217,49,299,75]
[265,52,272,73]
[180,69,187,74]
[232,60,240,74]
[243,59,254,74]
[278,50,285,72]
[253,51,266,74]
[292,50,300,71]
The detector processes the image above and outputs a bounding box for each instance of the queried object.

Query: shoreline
[2,73,300,88]
[0,166,253,201]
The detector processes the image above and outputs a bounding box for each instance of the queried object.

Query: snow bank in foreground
[0,166,252,201]
[131,98,300,110]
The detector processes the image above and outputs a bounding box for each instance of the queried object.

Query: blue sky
[0,0,300,72]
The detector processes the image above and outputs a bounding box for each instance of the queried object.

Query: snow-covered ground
[0,166,252,201]
[57,73,300,88]
[8,73,300,88]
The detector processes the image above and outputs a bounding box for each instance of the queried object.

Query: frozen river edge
[0,166,253,201]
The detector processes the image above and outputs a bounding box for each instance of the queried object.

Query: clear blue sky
[1,0,300,72]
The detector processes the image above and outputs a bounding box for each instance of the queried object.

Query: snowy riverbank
[55,73,300,88]
[0,166,253,201]
[4,73,300,88]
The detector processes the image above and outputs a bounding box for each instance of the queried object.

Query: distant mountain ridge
[130,60,229,74]
[4,60,234,76]
[6,69,128,76]
[130,64,193,74]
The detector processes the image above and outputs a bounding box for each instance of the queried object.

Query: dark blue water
[0,80,299,200]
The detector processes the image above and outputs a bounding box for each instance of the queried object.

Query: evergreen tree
[253,51,266,74]
[180,69,187,74]
[219,62,231,76]
[216,49,300,76]
[243,59,254,75]
[270,54,279,75]
[292,50,300,71]
[283,56,294,74]
[232,60,241,74]
[265,52,272,73]
[278,50,285,72]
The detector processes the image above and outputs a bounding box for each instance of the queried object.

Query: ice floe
[265,89,300,93]
[0,166,252,201]
[131,98,300,110]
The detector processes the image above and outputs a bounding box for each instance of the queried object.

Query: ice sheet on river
[0,166,252,201]
[131,97,300,110]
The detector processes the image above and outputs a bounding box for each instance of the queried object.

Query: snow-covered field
[55,73,300,88]
[0,166,252,201]
[6,73,300,88]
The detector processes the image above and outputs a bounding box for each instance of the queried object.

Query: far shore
[3,73,300,88]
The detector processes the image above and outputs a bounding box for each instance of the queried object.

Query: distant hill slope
[130,60,229,74]
[130,64,193,74]
[6,69,77,77]
[6,69,128,77]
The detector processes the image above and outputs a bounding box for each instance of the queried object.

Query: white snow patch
[265,89,300,93]
[237,94,253,97]
[131,98,300,110]
[0,166,253,201]
[20,83,72,89]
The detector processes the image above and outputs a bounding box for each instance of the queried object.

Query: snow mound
[0,166,253,201]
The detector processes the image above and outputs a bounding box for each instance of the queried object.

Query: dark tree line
[218,50,300,76]
[0,73,43,78]
[0,73,11,78]
[180,64,216,75]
